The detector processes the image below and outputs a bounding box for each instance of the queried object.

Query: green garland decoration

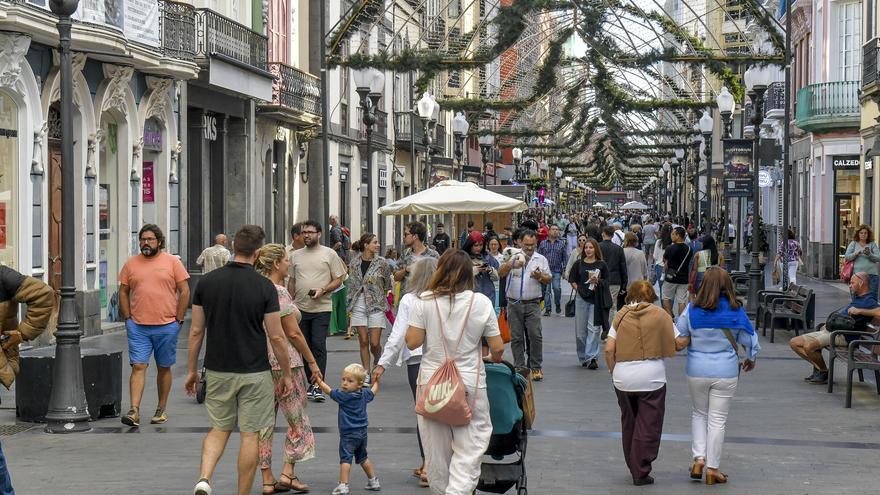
[741,0,786,53]
[327,0,383,59]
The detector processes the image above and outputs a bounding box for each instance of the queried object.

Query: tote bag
[415,294,480,426]
[498,308,511,343]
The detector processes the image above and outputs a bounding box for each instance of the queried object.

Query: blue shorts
[126,320,180,367]
[339,428,368,465]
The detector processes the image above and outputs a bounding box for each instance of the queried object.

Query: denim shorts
[339,427,368,465]
[126,320,180,367]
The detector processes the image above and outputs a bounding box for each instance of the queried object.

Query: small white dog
[502,247,526,265]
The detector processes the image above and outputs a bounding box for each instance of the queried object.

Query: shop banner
[0,202,6,249]
[723,139,752,177]
[832,155,860,170]
[142,161,155,203]
[125,0,160,47]
[75,0,125,31]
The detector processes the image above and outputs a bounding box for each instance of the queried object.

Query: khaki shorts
[661,282,689,305]
[205,370,274,432]
[802,328,846,348]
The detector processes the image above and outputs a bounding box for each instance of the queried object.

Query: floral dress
[258,285,315,468]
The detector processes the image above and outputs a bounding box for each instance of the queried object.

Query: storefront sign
[758,170,774,188]
[203,114,218,141]
[724,177,753,197]
[832,155,860,170]
[143,120,163,151]
[142,161,154,202]
[866,159,874,171]
[0,203,6,249]
[723,139,752,176]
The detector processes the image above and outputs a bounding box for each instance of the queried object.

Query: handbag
[840,259,854,283]
[664,245,691,283]
[515,366,537,429]
[415,294,479,426]
[498,308,511,343]
[565,291,576,317]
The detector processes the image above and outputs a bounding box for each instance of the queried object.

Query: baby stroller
[477,361,529,495]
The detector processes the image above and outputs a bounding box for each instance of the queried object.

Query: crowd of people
[109,209,773,495]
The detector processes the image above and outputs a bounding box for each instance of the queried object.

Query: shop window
[0,92,18,268]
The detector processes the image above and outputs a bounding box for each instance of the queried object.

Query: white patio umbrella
[378,180,527,215]
[378,180,527,243]
[621,200,650,210]
[592,202,606,208]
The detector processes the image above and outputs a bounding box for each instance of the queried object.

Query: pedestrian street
[1,279,877,495]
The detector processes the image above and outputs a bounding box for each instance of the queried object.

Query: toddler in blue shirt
[316,363,380,495]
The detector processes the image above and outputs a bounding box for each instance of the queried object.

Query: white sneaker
[365,476,381,491]
[193,479,212,495]
[331,482,351,495]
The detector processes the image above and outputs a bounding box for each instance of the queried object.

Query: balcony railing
[359,108,389,148]
[864,38,879,88]
[267,62,321,117]
[795,81,860,132]
[195,9,268,73]
[159,0,196,61]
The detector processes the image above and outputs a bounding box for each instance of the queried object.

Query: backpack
[415,294,478,426]
[107,291,121,322]
[341,233,352,251]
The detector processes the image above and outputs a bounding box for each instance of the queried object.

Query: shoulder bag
[664,245,691,283]
[415,294,479,426]
[721,329,744,377]
[840,242,856,283]
[497,308,511,343]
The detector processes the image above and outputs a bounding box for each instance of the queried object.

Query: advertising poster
[99,184,110,240]
[723,139,753,176]
[75,0,126,31]
[142,161,155,203]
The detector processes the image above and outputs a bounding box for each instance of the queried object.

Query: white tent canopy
[378,180,527,215]
[621,201,650,210]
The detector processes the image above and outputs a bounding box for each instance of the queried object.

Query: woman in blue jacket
[675,267,760,485]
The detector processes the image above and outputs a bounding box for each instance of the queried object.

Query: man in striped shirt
[538,225,569,316]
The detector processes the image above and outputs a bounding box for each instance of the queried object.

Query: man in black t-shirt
[432,223,451,255]
[661,226,693,318]
[185,225,300,495]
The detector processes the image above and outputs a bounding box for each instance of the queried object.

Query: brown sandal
[263,482,290,494]
[279,473,310,493]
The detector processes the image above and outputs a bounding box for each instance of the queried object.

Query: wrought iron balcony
[359,108,389,149]
[763,81,786,119]
[195,8,268,73]
[159,0,196,61]
[864,38,879,89]
[394,112,426,151]
[795,81,860,133]
[259,62,321,124]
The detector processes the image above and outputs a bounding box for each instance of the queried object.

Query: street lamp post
[512,147,523,181]
[453,112,470,182]
[700,110,714,224]
[744,64,773,314]
[554,167,563,211]
[353,67,385,233]
[45,0,90,433]
[690,127,702,223]
[662,161,670,216]
[417,92,440,188]
[716,86,735,139]
[477,132,494,187]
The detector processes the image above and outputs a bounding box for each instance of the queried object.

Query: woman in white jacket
[372,257,438,487]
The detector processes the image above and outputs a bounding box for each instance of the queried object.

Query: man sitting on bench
[789,272,878,384]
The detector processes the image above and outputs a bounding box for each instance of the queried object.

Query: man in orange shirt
[119,224,190,426]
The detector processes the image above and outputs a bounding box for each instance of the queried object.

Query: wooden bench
[755,284,800,334]
[827,325,880,408]
[760,287,814,343]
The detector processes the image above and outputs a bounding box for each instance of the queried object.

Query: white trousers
[418,389,492,495]
[687,376,738,469]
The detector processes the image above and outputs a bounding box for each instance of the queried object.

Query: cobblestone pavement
[1,278,878,494]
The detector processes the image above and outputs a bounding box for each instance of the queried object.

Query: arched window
[0,91,19,268]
